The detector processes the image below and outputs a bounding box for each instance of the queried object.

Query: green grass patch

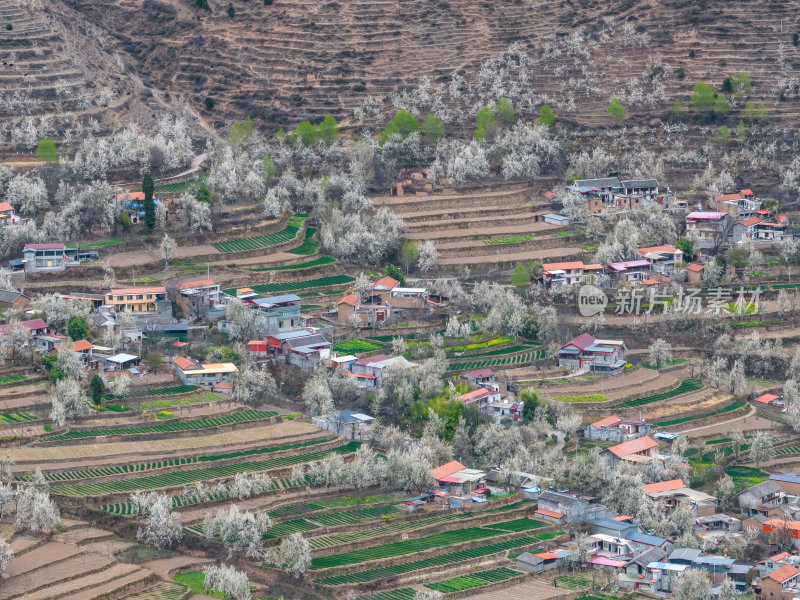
[249,256,336,272]
[287,226,320,255]
[641,358,688,369]
[426,567,523,593]
[68,237,124,250]
[331,339,383,354]
[483,235,533,245]
[553,393,610,403]
[726,464,768,486]
[656,399,747,428]
[173,571,225,598]
[0,375,27,385]
[616,379,703,408]
[140,392,221,411]
[553,574,592,589]
[222,274,354,296]
[213,214,307,253]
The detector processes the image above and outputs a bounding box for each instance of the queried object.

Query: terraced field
[222,274,355,296]
[615,379,704,408]
[56,442,360,497]
[287,227,320,255]
[16,436,335,482]
[357,590,416,600]
[448,349,547,372]
[212,214,307,252]
[310,517,545,569]
[0,412,38,424]
[105,385,200,400]
[316,536,545,585]
[41,409,277,442]
[426,567,523,593]
[250,255,336,272]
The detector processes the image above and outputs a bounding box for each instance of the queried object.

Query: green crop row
[448,350,545,372]
[42,409,277,442]
[0,412,37,424]
[331,339,383,354]
[483,235,533,245]
[213,215,307,253]
[616,379,703,408]
[316,536,542,585]
[287,226,320,255]
[222,274,355,296]
[16,437,334,483]
[553,574,593,589]
[250,256,336,272]
[656,399,746,427]
[356,590,416,600]
[106,384,200,400]
[59,443,359,497]
[0,375,27,385]
[310,517,544,569]
[426,567,523,593]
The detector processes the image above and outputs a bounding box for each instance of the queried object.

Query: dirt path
[141,556,213,580]
[437,247,581,265]
[673,406,780,438]
[404,223,559,240]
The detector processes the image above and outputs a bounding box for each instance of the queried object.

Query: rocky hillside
[51,0,800,131]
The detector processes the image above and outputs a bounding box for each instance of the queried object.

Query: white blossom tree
[417,240,438,273]
[0,537,13,575]
[203,564,251,600]
[391,336,407,356]
[648,338,673,369]
[233,363,277,405]
[268,532,312,577]
[727,359,746,395]
[672,568,711,600]
[224,299,266,341]
[133,492,182,549]
[229,472,272,500]
[15,484,60,534]
[203,504,272,559]
[302,370,335,418]
[176,192,212,232]
[749,430,775,467]
[49,378,92,427]
[160,233,177,268]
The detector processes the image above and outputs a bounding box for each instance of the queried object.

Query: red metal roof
[372,276,399,291]
[110,287,166,295]
[535,508,564,519]
[560,333,595,352]
[591,415,621,429]
[24,243,64,250]
[605,436,657,459]
[178,280,215,290]
[755,393,780,404]
[0,202,13,212]
[0,318,48,335]
[637,245,678,256]
[543,261,586,272]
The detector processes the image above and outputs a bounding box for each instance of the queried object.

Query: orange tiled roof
[740,216,762,227]
[372,276,399,291]
[72,339,93,352]
[766,564,800,583]
[543,261,585,271]
[687,263,704,272]
[771,551,791,562]
[172,356,198,371]
[591,415,621,429]
[535,508,564,519]
[178,280,215,290]
[642,479,687,495]
[637,245,678,256]
[606,436,657,459]
[754,393,780,404]
[0,201,13,212]
[109,287,165,295]
[430,460,466,481]
[338,294,359,306]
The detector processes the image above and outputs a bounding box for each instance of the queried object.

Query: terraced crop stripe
[0,412,37,424]
[57,442,360,497]
[316,536,542,585]
[105,384,200,400]
[356,590,416,600]
[616,378,704,408]
[40,409,277,442]
[448,349,547,371]
[249,256,336,272]
[287,226,320,255]
[426,567,523,593]
[222,274,355,296]
[310,517,546,569]
[213,214,308,253]
[15,436,335,483]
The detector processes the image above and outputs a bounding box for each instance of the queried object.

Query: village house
[0,201,21,226]
[346,353,417,388]
[687,262,704,284]
[558,333,627,374]
[771,473,800,496]
[535,490,609,525]
[618,547,669,590]
[0,289,29,311]
[516,549,571,573]
[739,480,786,515]
[178,280,222,309]
[583,415,650,443]
[733,214,789,243]
[755,393,785,408]
[685,211,730,249]
[0,318,49,345]
[541,261,603,287]
[312,409,375,440]
[636,245,683,273]
[569,177,623,204]
[601,436,658,468]
[103,353,141,372]
[606,259,652,285]
[715,189,761,219]
[172,356,239,389]
[337,294,390,327]
[463,368,495,386]
[104,287,167,314]
[247,294,305,334]
[643,479,718,517]
[760,564,800,600]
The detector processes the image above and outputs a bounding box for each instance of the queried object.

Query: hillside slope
[47,0,800,139]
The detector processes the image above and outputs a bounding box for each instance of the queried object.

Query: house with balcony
[569,177,624,204]
[347,353,418,388]
[643,479,718,517]
[733,214,789,243]
[542,261,603,287]
[179,280,222,309]
[0,202,21,226]
[602,436,658,468]
[558,333,627,373]
[637,245,683,273]
[172,356,239,389]
[685,211,730,249]
[337,294,390,327]
[584,415,650,443]
[715,189,761,219]
[620,178,660,203]
[739,480,786,515]
[606,259,652,284]
[248,294,304,334]
[104,287,167,314]
[536,490,609,525]
[761,564,800,600]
